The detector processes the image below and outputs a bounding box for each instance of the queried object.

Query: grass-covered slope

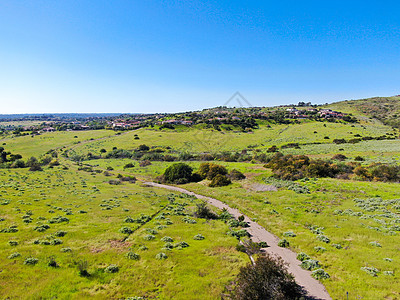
[324,96,400,128]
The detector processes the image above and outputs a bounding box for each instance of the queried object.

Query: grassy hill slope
[324,96,400,128]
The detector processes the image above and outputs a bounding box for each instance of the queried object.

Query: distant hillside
[324,96,400,128]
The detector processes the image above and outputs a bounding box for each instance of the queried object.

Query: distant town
[0,103,355,134]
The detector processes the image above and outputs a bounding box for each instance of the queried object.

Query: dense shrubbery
[162,163,195,184]
[265,152,400,182]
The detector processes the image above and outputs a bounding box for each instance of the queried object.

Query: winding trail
[144,181,332,300]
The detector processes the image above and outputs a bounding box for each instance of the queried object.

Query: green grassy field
[69,121,392,157]
[1,108,400,299]
[0,167,247,299]
[0,130,116,158]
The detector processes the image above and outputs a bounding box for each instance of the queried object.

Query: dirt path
[143,181,332,300]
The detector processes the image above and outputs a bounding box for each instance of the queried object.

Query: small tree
[194,201,218,219]
[224,254,304,300]
[163,163,193,184]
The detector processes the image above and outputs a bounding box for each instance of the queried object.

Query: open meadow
[1,114,399,299]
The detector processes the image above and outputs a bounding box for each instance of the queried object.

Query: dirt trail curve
[144,182,332,300]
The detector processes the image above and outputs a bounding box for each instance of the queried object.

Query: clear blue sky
[1,1,399,113]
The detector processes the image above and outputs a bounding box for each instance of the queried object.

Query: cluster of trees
[0,147,60,171]
[160,162,245,186]
[265,152,400,182]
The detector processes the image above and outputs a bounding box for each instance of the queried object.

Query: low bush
[143,234,156,241]
[228,169,246,180]
[314,246,326,252]
[161,236,174,243]
[317,235,330,243]
[296,252,310,261]
[119,227,134,235]
[277,239,290,248]
[105,264,119,273]
[361,266,379,277]
[8,252,21,259]
[300,259,320,270]
[8,240,18,246]
[369,241,382,247]
[47,256,59,268]
[60,247,72,252]
[209,174,231,187]
[312,269,330,280]
[283,231,296,237]
[175,241,189,249]
[156,252,168,260]
[229,229,250,239]
[126,252,140,260]
[24,257,39,265]
[193,234,205,240]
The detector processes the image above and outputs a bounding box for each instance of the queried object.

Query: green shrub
[332,243,342,249]
[50,238,63,245]
[174,241,189,249]
[193,201,218,219]
[161,236,174,243]
[8,252,21,259]
[163,163,193,184]
[145,228,158,235]
[369,241,382,247]
[361,266,379,277]
[384,258,393,262]
[283,231,296,237]
[24,257,39,265]
[48,216,69,224]
[193,234,205,240]
[226,254,304,299]
[119,227,134,235]
[143,234,156,241]
[209,174,231,187]
[277,239,290,248]
[1,225,18,233]
[258,241,268,248]
[124,163,135,169]
[229,169,246,180]
[53,230,67,237]
[317,234,330,243]
[182,216,197,224]
[105,264,119,273]
[8,240,18,246]
[383,271,394,276]
[156,252,168,260]
[296,252,310,261]
[300,259,320,270]
[198,163,227,180]
[163,242,174,250]
[314,246,326,252]
[47,256,59,268]
[229,229,250,239]
[219,208,233,221]
[60,247,72,252]
[312,269,330,280]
